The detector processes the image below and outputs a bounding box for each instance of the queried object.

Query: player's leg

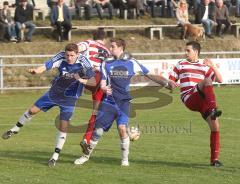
[80,97,102,145]
[185,90,222,167]
[117,101,130,166]
[81,71,103,146]
[48,107,73,167]
[197,78,222,119]
[2,92,53,139]
[74,102,117,165]
[198,79,223,166]
[189,83,223,167]
[118,124,130,166]
[205,111,223,167]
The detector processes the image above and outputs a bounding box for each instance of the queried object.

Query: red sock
[210,131,220,163]
[203,85,216,110]
[83,115,96,144]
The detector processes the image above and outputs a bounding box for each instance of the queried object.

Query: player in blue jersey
[74,38,177,166]
[2,43,96,167]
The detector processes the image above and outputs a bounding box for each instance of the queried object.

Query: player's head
[20,0,27,6]
[185,41,201,62]
[3,1,9,8]
[93,28,106,41]
[64,43,79,64]
[58,0,64,5]
[110,38,126,59]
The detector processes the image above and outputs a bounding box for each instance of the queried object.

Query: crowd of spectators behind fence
[0,0,239,42]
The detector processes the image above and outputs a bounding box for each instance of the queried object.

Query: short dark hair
[186,41,201,55]
[65,43,79,53]
[93,28,106,40]
[3,1,9,5]
[110,38,126,51]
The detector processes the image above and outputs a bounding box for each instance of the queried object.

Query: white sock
[121,136,130,162]
[88,139,98,155]
[11,111,32,132]
[52,152,59,161]
[52,131,67,160]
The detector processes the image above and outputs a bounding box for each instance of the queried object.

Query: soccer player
[74,38,177,166]
[76,28,112,153]
[169,41,223,167]
[2,43,96,166]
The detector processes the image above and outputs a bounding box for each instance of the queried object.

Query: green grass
[0,86,239,184]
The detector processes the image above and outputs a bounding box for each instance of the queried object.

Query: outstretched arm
[74,74,96,86]
[203,58,223,83]
[145,73,178,90]
[28,65,46,75]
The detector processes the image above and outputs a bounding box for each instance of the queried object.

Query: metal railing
[1,51,240,91]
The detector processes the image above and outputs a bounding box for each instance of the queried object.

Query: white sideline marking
[221,117,240,121]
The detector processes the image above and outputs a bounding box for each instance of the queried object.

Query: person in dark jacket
[195,0,216,38]
[14,0,36,42]
[50,0,72,42]
[15,0,35,7]
[0,1,17,41]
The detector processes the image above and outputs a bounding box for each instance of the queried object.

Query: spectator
[51,0,72,42]
[187,0,201,13]
[93,0,113,19]
[14,0,36,42]
[70,0,92,20]
[147,0,175,17]
[47,0,58,9]
[15,0,35,7]
[147,0,166,17]
[223,0,232,12]
[175,0,191,39]
[111,0,139,19]
[176,0,190,25]
[167,0,175,17]
[110,0,126,19]
[0,20,6,42]
[0,1,17,42]
[136,0,147,17]
[215,0,231,38]
[195,0,216,38]
[236,0,240,16]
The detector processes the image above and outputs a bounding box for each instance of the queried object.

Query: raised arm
[203,58,223,83]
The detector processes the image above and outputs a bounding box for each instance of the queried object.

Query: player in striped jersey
[169,41,223,167]
[76,28,112,153]
[2,43,96,166]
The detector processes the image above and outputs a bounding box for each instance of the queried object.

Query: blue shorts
[95,99,130,132]
[34,91,76,121]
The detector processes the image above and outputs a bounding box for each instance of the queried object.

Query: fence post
[0,58,3,93]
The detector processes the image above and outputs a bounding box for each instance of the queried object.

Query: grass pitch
[0,86,239,184]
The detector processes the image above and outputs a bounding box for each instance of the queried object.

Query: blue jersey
[45,52,94,106]
[101,58,149,102]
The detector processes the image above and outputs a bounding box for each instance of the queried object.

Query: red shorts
[184,86,211,119]
[85,71,104,102]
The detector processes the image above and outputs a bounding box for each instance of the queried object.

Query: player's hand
[105,85,112,95]
[74,73,80,80]
[203,58,215,68]
[28,68,37,74]
[166,80,179,91]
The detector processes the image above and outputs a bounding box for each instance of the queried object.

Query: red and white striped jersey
[169,59,215,102]
[77,40,111,71]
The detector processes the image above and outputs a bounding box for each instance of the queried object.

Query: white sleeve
[132,59,149,75]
